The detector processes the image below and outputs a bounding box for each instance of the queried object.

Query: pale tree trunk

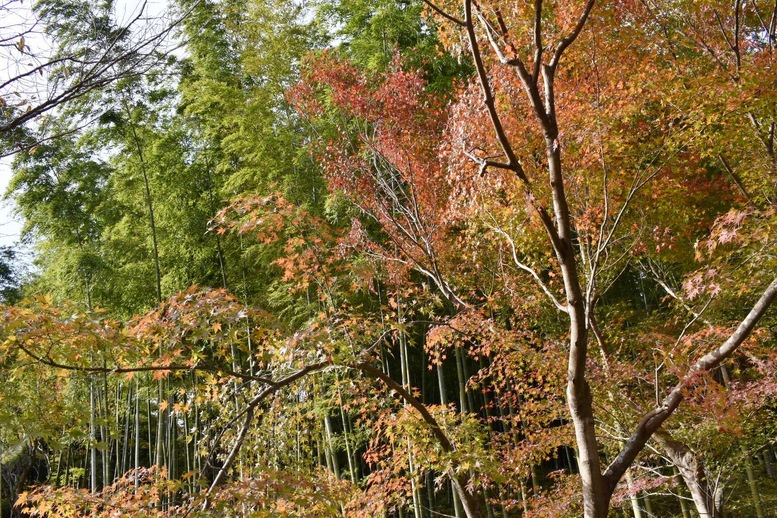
[399,331,423,518]
[336,380,358,483]
[678,492,691,518]
[721,366,766,518]
[100,377,110,486]
[643,493,653,516]
[122,100,162,303]
[323,414,339,476]
[90,376,98,493]
[122,100,167,508]
[64,444,72,487]
[624,470,643,518]
[134,378,140,491]
[763,448,774,478]
[744,453,766,518]
[183,408,192,492]
[654,431,721,518]
[437,359,464,518]
[145,390,153,468]
[54,449,64,486]
[454,345,470,414]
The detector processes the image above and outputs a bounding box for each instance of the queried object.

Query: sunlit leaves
[194,468,359,517]
[16,467,173,517]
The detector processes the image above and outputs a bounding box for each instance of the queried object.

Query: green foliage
[0,247,21,304]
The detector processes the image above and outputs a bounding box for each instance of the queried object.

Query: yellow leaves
[16,466,174,517]
[15,491,28,507]
[152,369,171,380]
[172,401,190,413]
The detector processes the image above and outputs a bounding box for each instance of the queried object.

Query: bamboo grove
[0,0,776,516]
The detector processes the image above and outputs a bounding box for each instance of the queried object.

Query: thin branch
[718,154,754,203]
[733,0,742,72]
[202,361,329,506]
[770,0,777,46]
[0,116,99,159]
[354,362,485,518]
[0,56,72,92]
[604,276,777,489]
[1,0,199,134]
[646,262,714,327]
[671,296,714,352]
[465,0,563,259]
[355,362,455,451]
[712,9,736,61]
[747,112,775,158]
[477,9,521,67]
[464,0,527,181]
[13,340,276,385]
[532,0,543,83]
[488,221,568,312]
[422,0,466,26]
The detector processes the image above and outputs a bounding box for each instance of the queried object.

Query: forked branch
[604,276,777,489]
[202,361,330,505]
[549,0,596,70]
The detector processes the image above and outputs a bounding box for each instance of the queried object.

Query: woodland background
[0,0,776,516]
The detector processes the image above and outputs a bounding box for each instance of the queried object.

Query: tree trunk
[437,356,464,518]
[134,378,141,491]
[655,431,721,518]
[763,448,774,478]
[566,312,609,518]
[89,376,98,492]
[744,453,765,518]
[625,470,643,518]
[100,378,110,486]
[64,443,72,487]
[323,414,339,476]
[454,345,468,413]
[643,493,653,516]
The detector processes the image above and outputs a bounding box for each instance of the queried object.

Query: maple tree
[418,1,775,516]
[291,0,777,516]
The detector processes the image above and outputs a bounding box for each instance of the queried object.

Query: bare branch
[1,0,198,135]
[488,220,568,312]
[422,0,466,27]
